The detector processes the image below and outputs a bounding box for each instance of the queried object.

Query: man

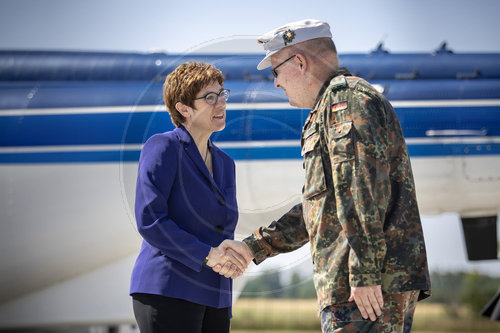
[213,19,431,332]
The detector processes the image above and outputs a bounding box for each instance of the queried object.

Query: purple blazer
[130,125,238,308]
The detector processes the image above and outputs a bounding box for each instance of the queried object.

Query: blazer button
[215,225,223,233]
[218,198,225,206]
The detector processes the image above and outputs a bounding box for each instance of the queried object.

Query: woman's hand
[205,246,249,278]
[211,240,254,279]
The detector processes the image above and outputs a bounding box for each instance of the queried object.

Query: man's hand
[212,240,254,279]
[349,285,384,321]
[205,246,248,278]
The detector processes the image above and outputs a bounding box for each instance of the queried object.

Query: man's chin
[288,99,305,109]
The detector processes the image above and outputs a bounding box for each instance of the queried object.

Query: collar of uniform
[311,67,351,111]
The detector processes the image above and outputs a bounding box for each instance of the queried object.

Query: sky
[1,0,499,277]
[1,0,500,54]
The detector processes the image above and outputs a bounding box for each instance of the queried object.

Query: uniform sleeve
[135,135,211,272]
[243,203,309,264]
[326,90,389,287]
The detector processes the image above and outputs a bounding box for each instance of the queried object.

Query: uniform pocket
[301,130,327,199]
[321,303,381,332]
[329,121,355,164]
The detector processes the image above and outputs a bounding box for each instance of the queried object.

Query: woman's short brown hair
[163,62,224,127]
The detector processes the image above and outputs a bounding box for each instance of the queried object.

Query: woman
[130,62,245,332]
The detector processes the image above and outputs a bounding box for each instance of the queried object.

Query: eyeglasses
[194,89,230,105]
[270,54,296,78]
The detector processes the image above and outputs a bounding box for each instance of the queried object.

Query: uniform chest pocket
[301,130,327,199]
[329,121,355,164]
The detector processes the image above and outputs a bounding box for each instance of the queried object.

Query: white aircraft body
[0,49,499,329]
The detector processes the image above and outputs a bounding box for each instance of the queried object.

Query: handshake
[205,240,254,279]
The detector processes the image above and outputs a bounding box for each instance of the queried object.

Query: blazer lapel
[209,140,224,190]
[175,126,224,197]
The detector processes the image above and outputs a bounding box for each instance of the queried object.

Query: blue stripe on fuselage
[1,105,499,147]
[1,142,500,163]
[1,104,499,163]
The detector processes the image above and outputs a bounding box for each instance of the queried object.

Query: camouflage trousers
[321,290,419,333]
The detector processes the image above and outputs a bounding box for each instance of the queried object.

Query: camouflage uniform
[243,68,431,330]
[321,290,419,332]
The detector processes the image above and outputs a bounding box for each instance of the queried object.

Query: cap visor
[257,53,274,70]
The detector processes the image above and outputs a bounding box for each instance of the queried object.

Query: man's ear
[175,102,191,119]
[295,53,308,74]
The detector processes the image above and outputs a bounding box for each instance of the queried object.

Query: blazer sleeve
[134,134,211,273]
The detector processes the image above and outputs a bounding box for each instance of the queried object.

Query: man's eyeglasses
[194,89,230,105]
[271,55,296,78]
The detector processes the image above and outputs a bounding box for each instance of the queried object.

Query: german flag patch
[331,101,348,112]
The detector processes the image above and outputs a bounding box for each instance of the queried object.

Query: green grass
[232,299,320,331]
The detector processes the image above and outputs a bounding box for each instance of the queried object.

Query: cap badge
[282,29,296,46]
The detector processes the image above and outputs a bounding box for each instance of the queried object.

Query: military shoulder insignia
[329,76,347,90]
[331,101,348,112]
[283,29,296,45]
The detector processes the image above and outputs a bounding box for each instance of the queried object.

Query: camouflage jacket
[243,68,431,313]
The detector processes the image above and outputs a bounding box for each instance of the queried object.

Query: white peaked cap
[257,19,332,70]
